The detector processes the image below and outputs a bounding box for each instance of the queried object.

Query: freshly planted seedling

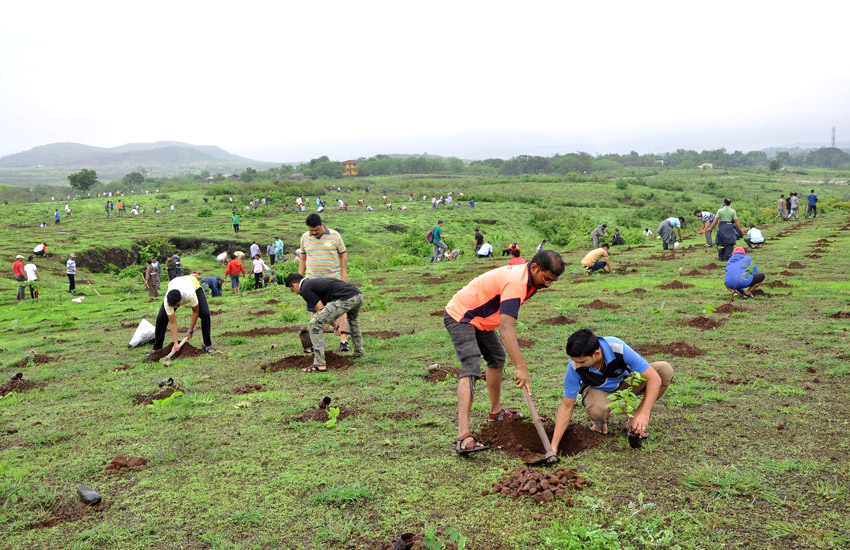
[703,302,715,317]
[325,406,341,428]
[606,372,646,448]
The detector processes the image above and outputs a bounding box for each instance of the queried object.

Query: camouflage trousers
[309,294,364,367]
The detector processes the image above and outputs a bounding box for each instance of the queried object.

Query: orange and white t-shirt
[445,263,538,331]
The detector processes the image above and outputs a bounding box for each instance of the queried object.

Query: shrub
[196,206,213,218]
[139,236,173,261]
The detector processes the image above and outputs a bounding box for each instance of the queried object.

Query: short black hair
[27,256,33,261]
[438,220,443,225]
[811,189,815,193]
[601,243,609,249]
[166,289,181,306]
[694,209,702,216]
[284,273,304,287]
[678,217,685,223]
[601,224,607,228]
[723,198,732,206]
[566,328,600,357]
[305,213,322,227]
[511,249,521,257]
[530,250,565,276]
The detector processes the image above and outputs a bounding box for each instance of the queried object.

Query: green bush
[196,206,213,218]
[401,229,433,258]
[139,236,173,261]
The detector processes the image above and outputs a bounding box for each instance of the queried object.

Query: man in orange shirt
[444,250,565,454]
[507,249,524,265]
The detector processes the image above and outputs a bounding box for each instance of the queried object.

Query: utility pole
[832,126,836,148]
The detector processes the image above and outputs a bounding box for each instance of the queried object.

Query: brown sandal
[455,433,489,454]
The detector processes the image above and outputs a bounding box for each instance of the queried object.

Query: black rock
[77,485,101,505]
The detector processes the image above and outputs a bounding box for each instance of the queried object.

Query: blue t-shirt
[807,193,818,206]
[665,217,681,228]
[724,253,758,290]
[563,337,650,398]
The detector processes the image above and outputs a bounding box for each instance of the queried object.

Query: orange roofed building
[342,160,358,177]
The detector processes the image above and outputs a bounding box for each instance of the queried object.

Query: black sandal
[303,365,328,373]
[456,433,489,454]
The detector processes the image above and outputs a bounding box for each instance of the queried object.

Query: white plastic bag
[128,318,155,348]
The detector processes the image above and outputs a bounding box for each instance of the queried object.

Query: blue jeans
[806,205,817,218]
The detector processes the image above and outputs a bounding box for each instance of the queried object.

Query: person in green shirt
[231,213,240,235]
[706,198,744,261]
[275,237,285,262]
[430,221,448,263]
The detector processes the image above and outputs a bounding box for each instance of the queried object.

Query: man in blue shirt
[806,189,818,218]
[550,329,674,451]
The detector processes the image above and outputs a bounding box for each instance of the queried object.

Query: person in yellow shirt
[581,244,612,275]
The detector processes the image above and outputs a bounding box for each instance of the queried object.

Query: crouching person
[550,328,673,451]
[285,273,364,373]
[150,275,216,355]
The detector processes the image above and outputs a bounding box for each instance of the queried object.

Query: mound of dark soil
[570,278,593,284]
[233,384,263,394]
[385,224,407,233]
[298,405,355,422]
[751,289,786,298]
[806,254,822,259]
[365,331,401,339]
[425,365,459,383]
[765,281,792,289]
[778,270,795,277]
[422,277,448,285]
[249,310,276,316]
[629,288,647,294]
[8,354,55,369]
[714,303,746,314]
[830,312,850,319]
[430,310,446,317]
[132,386,182,406]
[649,254,679,261]
[516,339,535,348]
[222,327,291,337]
[261,351,351,372]
[28,497,110,529]
[710,375,748,385]
[786,262,805,269]
[814,239,833,245]
[541,316,576,326]
[485,466,590,503]
[633,341,705,358]
[209,310,224,316]
[741,343,767,353]
[266,299,281,305]
[585,300,620,310]
[143,343,206,362]
[703,262,721,269]
[0,377,45,397]
[810,248,827,253]
[681,269,703,277]
[105,455,147,474]
[659,280,694,290]
[478,421,602,460]
[686,316,724,330]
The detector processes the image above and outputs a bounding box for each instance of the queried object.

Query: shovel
[521,386,559,465]
[162,337,188,366]
[298,328,350,351]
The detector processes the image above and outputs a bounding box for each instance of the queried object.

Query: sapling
[703,302,715,317]
[606,372,647,448]
[324,406,340,428]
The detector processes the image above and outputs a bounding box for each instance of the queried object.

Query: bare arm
[629,366,662,434]
[298,251,306,277]
[188,305,200,334]
[340,252,348,282]
[550,397,576,451]
[498,315,529,392]
[167,313,179,348]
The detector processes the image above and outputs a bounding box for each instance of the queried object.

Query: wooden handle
[522,386,556,457]
[163,336,189,360]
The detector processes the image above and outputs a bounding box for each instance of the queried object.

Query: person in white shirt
[744,225,765,249]
[476,242,494,258]
[642,228,654,237]
[24,256,38,299]
[149,275,215,355]
[252,254,271,288]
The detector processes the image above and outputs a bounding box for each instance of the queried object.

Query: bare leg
[457,376,473,438]
[487,367,503,415]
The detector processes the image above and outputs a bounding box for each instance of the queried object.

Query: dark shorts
[443,312,506,380]
[229,274,240,288]
[589,260,607,272]
[749,272,765,286]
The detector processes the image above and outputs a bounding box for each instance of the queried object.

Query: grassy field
[1,170,849,549]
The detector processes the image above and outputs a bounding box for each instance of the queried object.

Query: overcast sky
[1,1,848,162]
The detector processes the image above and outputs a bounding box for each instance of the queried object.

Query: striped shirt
[445,263,538,331]
[699,211,715,223]
[301,227,346,279]
[66,258,76,275]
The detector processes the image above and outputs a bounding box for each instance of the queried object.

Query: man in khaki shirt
[581,244,611,275]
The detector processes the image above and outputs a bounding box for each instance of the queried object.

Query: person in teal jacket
[724,247,766,299]
[275,237,285,263]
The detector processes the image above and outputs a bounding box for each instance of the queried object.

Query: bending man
[150,275,216,355]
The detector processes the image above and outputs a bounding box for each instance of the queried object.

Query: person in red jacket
[224,253,246,295]
[13,254,26,300]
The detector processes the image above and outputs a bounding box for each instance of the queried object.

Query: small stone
[531,513,542,520]
[777,422,785,430]
[77,485,101,505]
[541,489,554,502]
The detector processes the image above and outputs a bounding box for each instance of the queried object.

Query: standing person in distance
[24,256,38,299]
[66,253,77,294]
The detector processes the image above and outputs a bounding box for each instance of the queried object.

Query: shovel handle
[163,336,189,361]
[521,386,557,458]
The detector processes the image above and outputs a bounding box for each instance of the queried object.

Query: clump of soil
[814,239,833,245]
[806,254,822,259]
[387,411,416,421]
[541,315,576,326]
[629,288,647,294]
[144,343,206,361]
[430,310,446,317]
[209,310,224,316]
[681,269,703,277]
[425,365,459,383]
[384,224,407,234]
[585,300,620,310]
[750,289,783,298]
[0,377,45,397]
[714,303,746,314]
[266,299,281,305]
[298,405,355,422]
[786,262,805,269]
[649,254,680,261]
[132,386,183,406]
[778,270,795,277]
[422,277,448,285]
[364,331,401,339]
[741,343,767,353]
[233,383,263,394]
[633,341,705,358]
[8,354,54,369]
[112,365,133,371]
[659,280,694,290]
[249,310,276,316]
[765,281,792,289]
[516,339,535,348]
[703,262,721,269]
[686,316,724,330]
[485,466,590,503]
[28,498,110,529]
[105,455,147,474]
[830,312,850,319]
[710,375,748,385]
[479,421,601,460]
[811,248,827,253]
[261,352,351,372]
[222,327,291,337]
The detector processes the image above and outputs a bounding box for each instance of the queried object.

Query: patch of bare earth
[685,316,724,330]
[659,280,694,290]
[633,341,706,358]
[261,351,351,372]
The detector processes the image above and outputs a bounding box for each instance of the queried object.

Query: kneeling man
[550,328,673,450]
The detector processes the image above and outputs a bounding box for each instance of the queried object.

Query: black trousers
[67,274,75,292]
[254,272,264,288]
[153,288,212,349]
[269,254,275,265]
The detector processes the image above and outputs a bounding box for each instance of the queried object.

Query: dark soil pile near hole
[479,421,602,460]
[143,343,205,362]
[516,339,534,348]
[132,386,183,406]
[703,262,721,269]
[751,289,785,298]
[815,239,833,245]
[266,299,281,305]
[710,375,748,385]
[387,411,416,421]
[659,280,694,290]
[806,254,822,259]
[585,300,620,310]
[485,466,590,503]
[209,310,224,316]
[249,310,276,316]
[385,224,407,233]
[0,378,45,397]
[222,327,290,337]
[541,316,576,326]
[233,384,263,394]
[649,254,680,261]
[681,269,703,277]
[811,248,827,253]
[120,321,145,329]
[830,312,850,319]
[397,295,433,302]
[112,365,133,371]
[364,331,401,339]
[765,281,792,289]
[778,271,795,277]
[570,278,593,284]
[261,351,351,372]
[8,354,54,369]
[430,310,446,317]
[686,316,724,330]
[422,277,448,285]
[105,455,147,474]
[629,288,647,294]
[298,405,355,422]
[786,262,805,269]
[714,304,746,314]
[475,219,498,225]
[633,341,705,358]
[28,498,110,529]
[741,343,767,353]
[425,365,459,383]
